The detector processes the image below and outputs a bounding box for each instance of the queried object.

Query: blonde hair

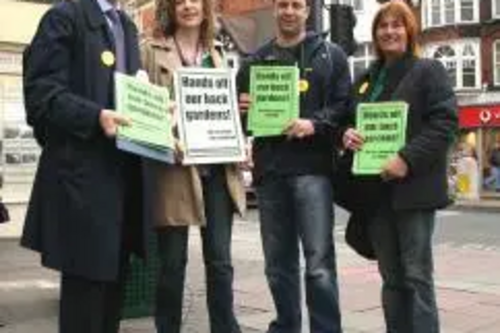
[372,0,421,59]
[154,0,215,49]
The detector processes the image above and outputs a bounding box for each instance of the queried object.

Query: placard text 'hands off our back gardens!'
[248,66,299,137]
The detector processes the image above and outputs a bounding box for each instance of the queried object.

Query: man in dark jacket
[237,0,352,332]
[21,0,145,332]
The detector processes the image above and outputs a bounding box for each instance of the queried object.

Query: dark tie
[106,9,126,73]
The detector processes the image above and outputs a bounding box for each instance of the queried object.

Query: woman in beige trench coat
[141,0,245,332]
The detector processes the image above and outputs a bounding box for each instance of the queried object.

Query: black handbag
[332,151,381,260]
[332,150,383,212]
[345,212,376,260]
[0,201,10,224]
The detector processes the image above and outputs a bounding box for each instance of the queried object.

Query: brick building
[218,0,272,15]
[339,0,500,197]
[419,0,500,195]
[123,0,274,56]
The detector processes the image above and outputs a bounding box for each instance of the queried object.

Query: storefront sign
[459,105,500,128]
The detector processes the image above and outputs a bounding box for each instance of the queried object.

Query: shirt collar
[96,0,117,14]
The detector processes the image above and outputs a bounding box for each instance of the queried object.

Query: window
[494,41,500,86]
[424,0,479,27]
[462,44,476,88]
[494,0,500,18]
[431,0,441,26]
[460,0,474,21]
[427,40,481,90]
[434,45,457,87]
[349,43,374,80]
[444,0,454,24]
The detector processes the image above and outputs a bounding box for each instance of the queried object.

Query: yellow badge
[101,51,115,67]
[359,81,369,95]
[298,79,309,93]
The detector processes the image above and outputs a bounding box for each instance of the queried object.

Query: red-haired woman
[342,2,458,332]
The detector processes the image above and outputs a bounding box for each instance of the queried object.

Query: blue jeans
[154,168,240,333]
[369,204,439,333]
[256,175,342,333]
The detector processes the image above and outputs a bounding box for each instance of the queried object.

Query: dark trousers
[369,205,439,333]
[256,175,342,333]
[155,168,240,333]
[59,270,127,333]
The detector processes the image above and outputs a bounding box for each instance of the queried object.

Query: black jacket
[237,33,352,183]
[21,0,146,281]
[351,56,458,210]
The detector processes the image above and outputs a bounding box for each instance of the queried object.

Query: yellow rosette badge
[359,81,369,95]
[298,79,309,93]
[101,50,115,67]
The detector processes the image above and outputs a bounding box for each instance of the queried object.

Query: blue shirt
[96,0,118,29]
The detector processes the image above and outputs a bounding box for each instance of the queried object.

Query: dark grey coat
[21,0,146,281]
[353,56,459,210]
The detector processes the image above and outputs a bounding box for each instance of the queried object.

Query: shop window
[349,43,374,80]
[494,41,500,86]
[0,73,41,202]
[424,0,478,27]
[482,129,500,193]
[429,41,480,90]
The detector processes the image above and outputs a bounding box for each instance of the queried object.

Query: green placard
[248,66,299,137]
[115,73,174,150]
[353,102,408,175]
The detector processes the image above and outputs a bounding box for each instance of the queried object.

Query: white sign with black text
[174,67,246,164]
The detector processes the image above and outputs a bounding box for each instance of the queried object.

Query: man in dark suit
[21,0,146,332]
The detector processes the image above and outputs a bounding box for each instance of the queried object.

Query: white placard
[174,67,246,164]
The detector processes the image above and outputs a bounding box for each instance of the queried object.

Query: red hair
[372,0,421,59]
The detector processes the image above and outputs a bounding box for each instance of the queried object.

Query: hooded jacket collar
[257,31,327,64]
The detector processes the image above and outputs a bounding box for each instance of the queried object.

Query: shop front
[0,0,49,204]
[456,105,500,198]
[0,50,41,203]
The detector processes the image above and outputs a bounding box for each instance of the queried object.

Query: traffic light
[329,4,357,56]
